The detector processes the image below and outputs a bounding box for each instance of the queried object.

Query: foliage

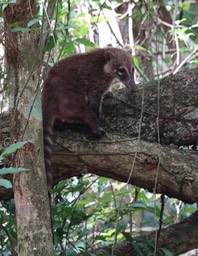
[51,177,195,255]
[0,199,16,255]
[0,142,28,188]
[0,142,28,254]
[0,175,196,254]
[0,0,198,255]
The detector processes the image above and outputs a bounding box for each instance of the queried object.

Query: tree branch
[51,132,198,204]
[102,68,198,146]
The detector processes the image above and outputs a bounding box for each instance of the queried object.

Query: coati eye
[117,67,126,76]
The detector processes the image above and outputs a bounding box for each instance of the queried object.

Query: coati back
[42,47,137,190]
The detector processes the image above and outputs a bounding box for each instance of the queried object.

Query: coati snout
[42,47,137,189]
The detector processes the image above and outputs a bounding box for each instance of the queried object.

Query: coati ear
[104,51,115,62]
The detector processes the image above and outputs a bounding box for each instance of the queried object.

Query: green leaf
[131,241,144,256]
[11,27,30,33]
[134,45,147,51]
[95,235,107,241]
[76,38,95,47]
[27,16,42,27]
[1,0,16,9]
[70,209,90,226]
[1,141,28,157]
[130,10,142,20]
[0,178,12,189]
[100,3,112,10]
[122,231,133,242]
[159,247,173,256]
[132,55,140,68]
[98,177,109,184]
[77,199,96,207]
[46,36,56,52]
[116,221,127,233]
[0,0,16,3]
[77,228,90,239]
[99,191,112,204]
[56,25,78,31]
[65,249,78,256]
[132,201,147,210]
[0,167,27,175]
[182,1,190,11]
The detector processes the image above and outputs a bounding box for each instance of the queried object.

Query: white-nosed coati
[42,47,137,191]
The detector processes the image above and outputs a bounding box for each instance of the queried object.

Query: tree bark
[101,68,198,146]
[1,67,198,254]
[51,134,198,203]
[3,1,54,255]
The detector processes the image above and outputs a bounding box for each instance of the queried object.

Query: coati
[42,47,137,190]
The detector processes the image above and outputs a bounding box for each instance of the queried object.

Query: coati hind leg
[57,98,103,138]
[68,107,101,138]
[76,106,102,138]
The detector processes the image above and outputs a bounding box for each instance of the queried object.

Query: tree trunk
[3,1,54,255]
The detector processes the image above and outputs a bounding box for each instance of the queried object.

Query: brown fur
[42,47,137,189]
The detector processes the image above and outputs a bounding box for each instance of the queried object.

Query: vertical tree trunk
[3,1,54,255]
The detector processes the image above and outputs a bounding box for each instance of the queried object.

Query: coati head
[104,49,137,92]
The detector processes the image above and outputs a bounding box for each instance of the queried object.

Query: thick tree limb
[51,133,198,204]
[1,134,198,203]
[102,68,198,146]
